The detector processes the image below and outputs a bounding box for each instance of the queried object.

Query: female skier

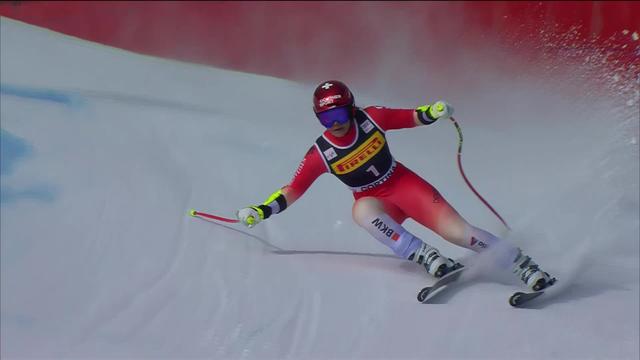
[236,80,553,291]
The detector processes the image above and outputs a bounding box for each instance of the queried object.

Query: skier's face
[328,119,351,137]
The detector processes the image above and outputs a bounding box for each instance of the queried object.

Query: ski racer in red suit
[237,80,553,290]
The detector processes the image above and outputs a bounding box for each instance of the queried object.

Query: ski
[508,291,545,307]
[417,264,465,303]
[508,278,557,307]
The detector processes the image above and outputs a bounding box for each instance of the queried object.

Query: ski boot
[409,243,460,278]
[511,249,556,291]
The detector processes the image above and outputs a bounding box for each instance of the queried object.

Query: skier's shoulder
[361,105,390,116]
[305,144,319,156]
[359,105,409,131]
[361,105,402,123]
[302,143,324,165]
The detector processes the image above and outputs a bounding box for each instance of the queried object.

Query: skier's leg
[351,196,413,258]
[389,168,554,289]
[352,196,455,277]
[386,167,504,251]
[446,219,553,289]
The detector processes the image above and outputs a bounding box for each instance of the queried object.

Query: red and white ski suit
[286,106,463,238]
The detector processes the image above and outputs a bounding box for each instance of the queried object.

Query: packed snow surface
[1,18,638,359]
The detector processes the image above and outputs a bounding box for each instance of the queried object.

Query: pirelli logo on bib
[331,131,385,174]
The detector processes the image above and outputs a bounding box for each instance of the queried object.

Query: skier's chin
[329,121,351,137]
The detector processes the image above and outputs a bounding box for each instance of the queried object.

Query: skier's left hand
[236,206,263,228]
[427,101,454,120]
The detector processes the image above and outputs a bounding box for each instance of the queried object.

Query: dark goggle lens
[317,106,352,128]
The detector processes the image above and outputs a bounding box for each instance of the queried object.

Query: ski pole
[189,209,239,223]
[449,117,511,231]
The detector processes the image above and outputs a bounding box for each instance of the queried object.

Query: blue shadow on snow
[0,83,84,107]
[1,129,32,176]
[0,129,57,205]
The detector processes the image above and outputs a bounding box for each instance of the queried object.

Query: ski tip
[509,290,545,307]
[417,287,432,303]
[189,209,197,217]
[509,292,524,307]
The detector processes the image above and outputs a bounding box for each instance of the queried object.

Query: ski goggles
[316,106,353,128]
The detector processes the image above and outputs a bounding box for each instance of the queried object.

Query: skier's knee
[436,217,470,246]
[352,197,384,227]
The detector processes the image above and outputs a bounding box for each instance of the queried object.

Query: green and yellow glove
[416,100,454,125]
[236,189,288,228]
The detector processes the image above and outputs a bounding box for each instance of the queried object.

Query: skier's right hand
[236,206,263,228]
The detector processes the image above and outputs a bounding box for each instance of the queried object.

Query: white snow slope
[1,18,639,360]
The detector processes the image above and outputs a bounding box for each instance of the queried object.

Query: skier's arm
[365,101,454,130]
[237,146,327,227]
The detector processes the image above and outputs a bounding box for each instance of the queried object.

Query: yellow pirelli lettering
[331,131,385,175]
